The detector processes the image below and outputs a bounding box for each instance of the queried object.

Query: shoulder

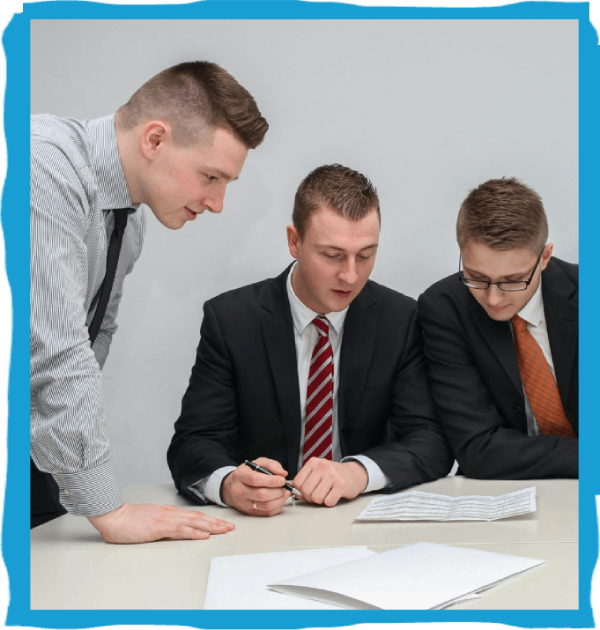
[205,270,286,314]
[416,272,476,332]
[355,280,419,333]
[419,272,468,309]
[31,115,88,148]
[362,278,417,310]
[31,115,92,174]
[547,256,578,286]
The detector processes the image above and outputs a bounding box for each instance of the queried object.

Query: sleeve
[341,455,391,493]
[30,134,124,516]
[167,301,242,502]
[357,307,455,492]
[418,291,578,479]
[187,466,237,506]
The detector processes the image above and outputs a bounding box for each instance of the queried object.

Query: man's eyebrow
[209,168,238,182]
[463,265,528,280]
[462,265,485,277]
[318,243,379,252]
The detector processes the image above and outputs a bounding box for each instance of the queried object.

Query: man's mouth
[486,304,508,312]
[185,207,198,220]
[332,289,352,297]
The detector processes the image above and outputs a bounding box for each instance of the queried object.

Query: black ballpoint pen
[244,460,302,496]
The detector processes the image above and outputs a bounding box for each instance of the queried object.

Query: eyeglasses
[458,248,545,292]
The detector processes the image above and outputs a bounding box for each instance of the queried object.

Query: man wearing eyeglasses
[418,177,578,479]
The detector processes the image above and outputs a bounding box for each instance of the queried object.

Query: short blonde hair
[456,177,548,252]
[293,164,380,239]
[117,61,268,149]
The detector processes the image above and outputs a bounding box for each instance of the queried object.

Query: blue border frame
[4,1,598,628]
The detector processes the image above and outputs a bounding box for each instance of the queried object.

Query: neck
[114,114,142,205]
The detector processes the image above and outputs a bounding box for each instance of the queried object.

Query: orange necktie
[511,315,576,438]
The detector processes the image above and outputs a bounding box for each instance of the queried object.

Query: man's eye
[358,254,373,261]
[205,174,217,181]
[324,253,341,260]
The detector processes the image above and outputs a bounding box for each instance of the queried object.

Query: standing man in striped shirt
[30,62,268,543]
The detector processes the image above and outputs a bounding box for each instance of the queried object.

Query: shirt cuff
[52,460,124,517]
[188,466,236,507]
[341,455,391,493]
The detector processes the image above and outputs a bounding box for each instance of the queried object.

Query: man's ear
[540,242,554,271]
[139,120,170,160]
[287,225,301,259]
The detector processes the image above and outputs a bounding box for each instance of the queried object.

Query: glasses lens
[498,282,528,292]
[461,278,489,290]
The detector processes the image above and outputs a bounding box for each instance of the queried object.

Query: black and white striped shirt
[30,114,146,516]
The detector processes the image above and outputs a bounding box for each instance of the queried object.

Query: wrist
[88,502,127,533]
[344,460,369,494]
[220,472,234,507]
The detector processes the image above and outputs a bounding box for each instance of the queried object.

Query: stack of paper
[269,542,545,609]
[355,487,536,521]
[204,547,375,609]
[204,542,544,610]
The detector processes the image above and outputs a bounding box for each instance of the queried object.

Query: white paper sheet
[204,546,376,609]
[355,486,536,521]
[269,542,545,610]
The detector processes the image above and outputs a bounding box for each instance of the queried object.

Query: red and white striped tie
[302,316,334,465]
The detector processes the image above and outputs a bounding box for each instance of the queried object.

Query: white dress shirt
[31,114,146,516]
[190,263,390,506]
[512,278,556,437]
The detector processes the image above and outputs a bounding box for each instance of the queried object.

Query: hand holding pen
[221,457,297,517]
[244,460,302,496]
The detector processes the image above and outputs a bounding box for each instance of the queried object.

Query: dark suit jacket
[418,257,578,479]
[168,267,453,502]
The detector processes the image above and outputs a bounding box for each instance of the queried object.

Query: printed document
[355,486,536,521]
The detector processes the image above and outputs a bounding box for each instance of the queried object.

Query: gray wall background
[31,19,579,487]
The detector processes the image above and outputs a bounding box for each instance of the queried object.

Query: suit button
[513,406,523,414]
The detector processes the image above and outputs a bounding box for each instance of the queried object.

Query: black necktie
[88,209,130,345]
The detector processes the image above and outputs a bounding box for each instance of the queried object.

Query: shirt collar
[88,114,136,212]
[286,262,348,336]
[516,277,544,327]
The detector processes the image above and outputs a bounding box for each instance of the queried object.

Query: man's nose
[486,283,505,305]
[339,259,358,285]
[203,185,226,214]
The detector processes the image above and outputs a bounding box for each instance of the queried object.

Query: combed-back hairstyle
[293,164,380,239]
[117,61,268,149]
[456,177,548,252]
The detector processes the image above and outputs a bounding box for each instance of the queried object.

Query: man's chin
[484,306,514,321]
[328,291,354,310]
[150,209,186,231]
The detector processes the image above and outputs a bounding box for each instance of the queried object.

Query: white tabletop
[31,477,578,610]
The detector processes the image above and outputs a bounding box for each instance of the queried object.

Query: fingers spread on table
[88,502,235,544]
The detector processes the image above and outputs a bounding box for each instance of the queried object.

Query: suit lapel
[470,302,524,398]
[259,267,302,476]
[542,262,578,405]
[338,285,377,438]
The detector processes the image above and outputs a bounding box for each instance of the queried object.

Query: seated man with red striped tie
[168,164,453,516]
[418,178,578,479]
